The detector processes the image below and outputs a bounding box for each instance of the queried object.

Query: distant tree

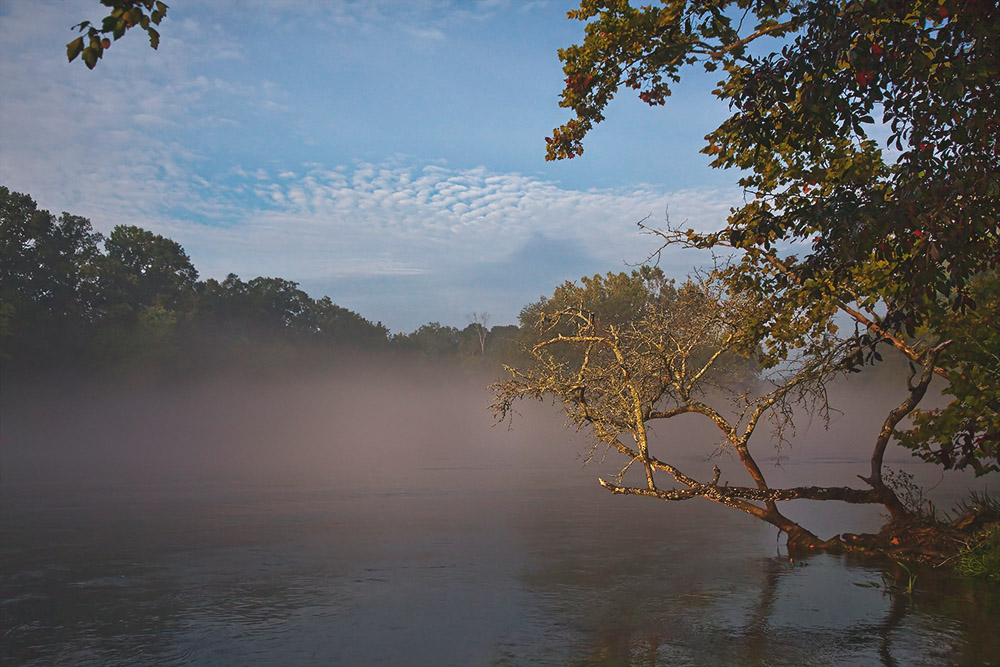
[191,274,388,362]
[100,224,198,314]
[0,187,103,363]
[313,296,389,348]
[487,323,524,366]
[241,277,315,334]
[395,322,462,357]
[520,266,675,331]
[466,312,491,356]
[192,274,313,343]
[67,1,168,70]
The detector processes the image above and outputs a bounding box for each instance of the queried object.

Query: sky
[0,0,742,333]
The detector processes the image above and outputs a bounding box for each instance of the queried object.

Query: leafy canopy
[547,0,999,474]
[549,0,998,329]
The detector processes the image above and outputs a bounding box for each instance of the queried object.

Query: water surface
[3,372,998,665]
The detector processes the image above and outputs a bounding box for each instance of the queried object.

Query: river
[2,368,998,665]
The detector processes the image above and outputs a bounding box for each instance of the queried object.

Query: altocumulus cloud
[190,161,735,281]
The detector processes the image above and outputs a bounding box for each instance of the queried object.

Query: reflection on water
[4,475,999,666]
[2,374,999,665]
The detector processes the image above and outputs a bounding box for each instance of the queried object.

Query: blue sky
[0,0,740,332]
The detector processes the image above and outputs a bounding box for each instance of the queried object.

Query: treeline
[0,186,519,379]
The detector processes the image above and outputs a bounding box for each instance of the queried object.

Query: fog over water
[2,363,998,665]
[3,361,978,496]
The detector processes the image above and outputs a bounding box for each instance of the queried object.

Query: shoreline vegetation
[792,494,1000,576]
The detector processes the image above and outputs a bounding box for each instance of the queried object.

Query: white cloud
[172,161,736,287]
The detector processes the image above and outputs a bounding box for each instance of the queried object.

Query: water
[2,371,999,665]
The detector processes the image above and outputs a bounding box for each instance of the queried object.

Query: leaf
[66,37,84,63]
[81,47,99,70]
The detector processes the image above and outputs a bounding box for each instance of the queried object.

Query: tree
[67,1,169,70]
[494,269,955,551]
[313,297,389,349]
[394,322,462,357]
[491,1,998,555]
[101,224,198,312]
[544,0,999,474]
[0,187,103,363]
[468,312,491,356]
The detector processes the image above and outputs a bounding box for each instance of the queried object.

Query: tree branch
[699,19,800,61]
[858,340,951,518]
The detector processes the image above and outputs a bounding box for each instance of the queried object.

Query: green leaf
[66,37,84,63]
[81,47,98,70]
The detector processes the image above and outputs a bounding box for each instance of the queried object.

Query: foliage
[101,224,198,311]
[394,322,462,357]
[547,0,999,475]
[67,1,168,70]
[548,0,998,311]
[0,187,389,375]
[519,266,676,330]
[897,271,1000,474]
[314,297,390,348]
[0,186,103,360]
[882,467,935,518]
[954,525,1000,583]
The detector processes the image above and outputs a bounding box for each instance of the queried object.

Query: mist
[3,359,989,525]
[2,362,568,491]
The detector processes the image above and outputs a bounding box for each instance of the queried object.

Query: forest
[0,186,521,380]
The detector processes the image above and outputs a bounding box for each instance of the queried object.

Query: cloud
[213,0,511,43]
[183,161,735,279]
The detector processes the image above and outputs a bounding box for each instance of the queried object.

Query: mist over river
[2,364,998,665]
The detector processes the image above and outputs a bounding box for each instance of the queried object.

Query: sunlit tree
[494,269,953,551]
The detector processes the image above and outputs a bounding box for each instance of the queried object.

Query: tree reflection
[521,546,1000,666]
